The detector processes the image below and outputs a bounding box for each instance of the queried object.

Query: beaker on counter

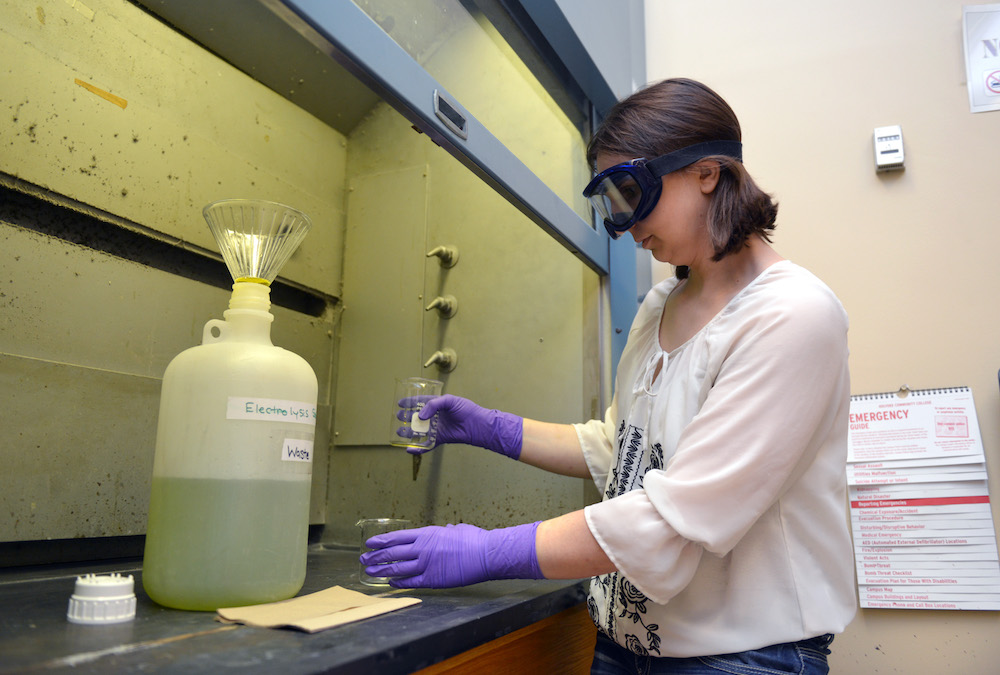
[357,518,412,586]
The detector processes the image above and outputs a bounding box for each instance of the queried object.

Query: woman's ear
[695,161,721,194]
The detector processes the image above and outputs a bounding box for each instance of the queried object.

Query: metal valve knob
[426,245,459,268]
[423,348,458,372]
[424,295,458,318]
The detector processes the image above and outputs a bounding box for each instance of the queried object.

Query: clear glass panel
[0,0,602,555]
[333,91,601,536]
[352,0,593,223]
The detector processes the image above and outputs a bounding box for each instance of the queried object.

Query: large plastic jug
[143,200,318,611]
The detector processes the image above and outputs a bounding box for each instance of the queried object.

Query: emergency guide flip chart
[847,386,1000,610]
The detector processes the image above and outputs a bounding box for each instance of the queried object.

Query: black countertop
[0,546,588,674]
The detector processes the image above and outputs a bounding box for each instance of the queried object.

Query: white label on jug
[227,397,317,426]
[282,438,314,463]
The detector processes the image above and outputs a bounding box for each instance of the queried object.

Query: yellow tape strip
[74,79,128,109]
[65,0,95,21]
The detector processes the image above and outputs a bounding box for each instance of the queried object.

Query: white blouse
[575,260,857,658]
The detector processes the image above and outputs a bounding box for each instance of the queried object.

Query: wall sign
[963,4,1000,113]
[847,386,1000,610]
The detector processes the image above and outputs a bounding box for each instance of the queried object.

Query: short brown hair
[587,79,777,262]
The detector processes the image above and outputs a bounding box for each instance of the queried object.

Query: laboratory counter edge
[0,546,591,674]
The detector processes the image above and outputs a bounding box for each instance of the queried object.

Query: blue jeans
[590,632,834,675]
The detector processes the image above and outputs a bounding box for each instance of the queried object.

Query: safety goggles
[582,140,743,239]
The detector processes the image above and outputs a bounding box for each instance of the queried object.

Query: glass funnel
[203,199,312,284]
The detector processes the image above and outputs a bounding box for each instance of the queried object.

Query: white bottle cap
[67,573,137,624]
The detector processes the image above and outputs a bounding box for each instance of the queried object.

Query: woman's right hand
[397,394,523,459]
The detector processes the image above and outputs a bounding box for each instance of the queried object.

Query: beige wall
[646,1,1000,672]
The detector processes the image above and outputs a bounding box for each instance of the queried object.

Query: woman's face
[595,152,714,266]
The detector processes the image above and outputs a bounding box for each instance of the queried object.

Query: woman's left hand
[359,522,543,588]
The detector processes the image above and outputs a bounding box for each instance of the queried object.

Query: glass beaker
[390,377,442,450]
[357,518,412,586]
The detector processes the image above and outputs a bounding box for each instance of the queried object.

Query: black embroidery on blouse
[588,573,617,643]
[604,420,629,501]
[590,572,661,657]
[649,442,664,472]
[593,427,666,656]
[618,578,660,656]
[605,469,619,501]
[621,427,642,495]
[607,425,643,499]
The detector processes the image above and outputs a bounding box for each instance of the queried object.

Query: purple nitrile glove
[359,522,544,589]
[397,395,523,459]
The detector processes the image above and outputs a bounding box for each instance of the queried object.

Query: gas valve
[426,245,459,268]
[424,295,458,318]
[423,348,458,372]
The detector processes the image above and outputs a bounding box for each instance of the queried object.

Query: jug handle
[203,319,228,344]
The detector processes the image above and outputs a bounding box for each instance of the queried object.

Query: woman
[361,78,857,674]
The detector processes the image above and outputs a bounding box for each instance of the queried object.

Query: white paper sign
[847,386,1000,610]
[963,4,1000,113]
[281,438,314,463]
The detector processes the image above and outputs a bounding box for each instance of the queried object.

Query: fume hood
[0,0,644,562]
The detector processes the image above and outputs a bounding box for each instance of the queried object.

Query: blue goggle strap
[643,140,743,178]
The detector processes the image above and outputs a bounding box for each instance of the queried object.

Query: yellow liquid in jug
[143,476,311,611]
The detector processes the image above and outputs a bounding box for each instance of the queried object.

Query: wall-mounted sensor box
[873,125,904,172]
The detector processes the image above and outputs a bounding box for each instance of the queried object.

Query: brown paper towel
[216,586,421,633]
